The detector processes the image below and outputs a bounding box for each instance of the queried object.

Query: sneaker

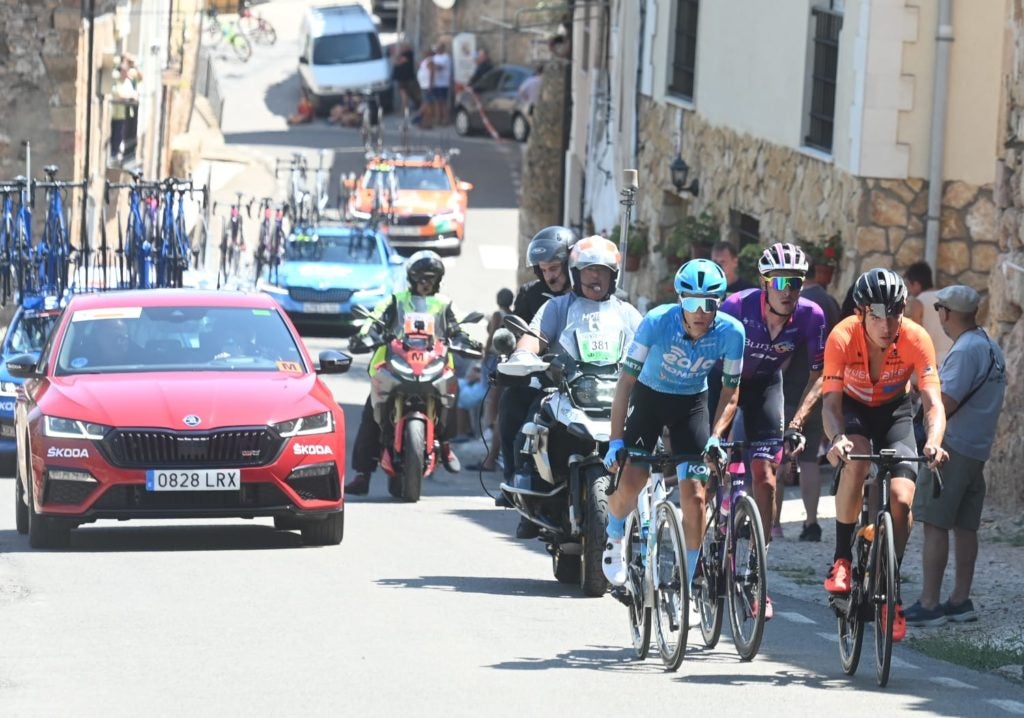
[345,473,370,495]
[881,603,907,642]
[771,523,784,539]
[440,443,461,474]
[602,535,627,586]
[904,600,948,627]
[515,517,540,539]
[824,558,852,594]
[799,522,822,542]
[688,600,701,629]
[494,492,511,508]
[943,598,978,623]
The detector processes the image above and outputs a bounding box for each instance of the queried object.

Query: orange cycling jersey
[822,315,940,406]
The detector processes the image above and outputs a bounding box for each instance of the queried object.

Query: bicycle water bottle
[638,484,651,560]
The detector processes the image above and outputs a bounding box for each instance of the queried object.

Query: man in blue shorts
[602,259,746,596]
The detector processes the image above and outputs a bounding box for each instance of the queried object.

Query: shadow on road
[376,574,587,599]
[0,524,305,553]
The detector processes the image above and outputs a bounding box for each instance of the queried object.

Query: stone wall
[409,0,550,67]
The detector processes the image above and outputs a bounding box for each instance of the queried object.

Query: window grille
[805,7,843,152]
[668,0,700,100]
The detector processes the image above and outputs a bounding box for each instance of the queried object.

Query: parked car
[10,290,353,548]
[344,151,473,255]
[298,3,391,115]
[454,64,533,142]
[260,223,404,333]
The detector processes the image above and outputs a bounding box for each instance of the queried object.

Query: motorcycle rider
[345,250,481,495]
[495,226,575,536]
[507,235,643,496]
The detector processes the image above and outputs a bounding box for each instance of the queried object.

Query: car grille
[389,214,432,227]
[99,428,282,469]
[288,287,353,303]
[44,479,97,505]
[92,483,290,511]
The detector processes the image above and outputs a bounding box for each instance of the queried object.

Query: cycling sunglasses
[679,295,721,313]
[768,276,804,292]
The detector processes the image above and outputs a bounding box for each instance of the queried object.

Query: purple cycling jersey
[720,288,826,381]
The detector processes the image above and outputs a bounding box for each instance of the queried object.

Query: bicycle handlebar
[831,453,943,498]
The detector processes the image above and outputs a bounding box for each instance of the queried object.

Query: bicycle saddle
[43,165,59,178]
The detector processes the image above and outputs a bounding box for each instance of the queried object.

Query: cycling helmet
[757,242,809,277]
[853,268,908,317]
[526,225,576,282]
[568,235,620,299]
[406,250,445,294]
[674,259,728,298]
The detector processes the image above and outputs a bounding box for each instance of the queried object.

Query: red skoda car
[9,290,352,548]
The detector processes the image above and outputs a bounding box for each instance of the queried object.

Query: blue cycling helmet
[674,259,728,298]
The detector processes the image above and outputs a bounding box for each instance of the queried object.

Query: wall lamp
[670,154,700,196]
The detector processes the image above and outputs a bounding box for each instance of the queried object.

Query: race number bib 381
[576,331,622,364]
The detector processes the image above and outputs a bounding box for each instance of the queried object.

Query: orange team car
[343,151,473,255]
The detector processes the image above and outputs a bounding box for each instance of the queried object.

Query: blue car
[0,304,62,474]
[260,224,405,333]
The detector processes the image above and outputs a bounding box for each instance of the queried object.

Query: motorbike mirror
[503,314,545,343]
[546,355,566,384]
[491,328,516,356]
[460,311,485,324]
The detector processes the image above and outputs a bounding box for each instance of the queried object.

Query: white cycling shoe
[602,535,627,586]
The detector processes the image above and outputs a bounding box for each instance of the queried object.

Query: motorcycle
[351,305,483,502]
[497,313,624,597]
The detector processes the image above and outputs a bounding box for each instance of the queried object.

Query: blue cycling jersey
[624,303,745,395]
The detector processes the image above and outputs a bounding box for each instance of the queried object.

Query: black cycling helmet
[406,250,445,295]
[853,268,908,317]
[526,225,576,282]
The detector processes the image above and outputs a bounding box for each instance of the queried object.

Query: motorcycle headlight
[0,380,18,396]
[570,377,616,408]
[44,416,111,440]
[271,411,334,438]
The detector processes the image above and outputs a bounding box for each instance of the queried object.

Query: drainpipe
[924,0,953,280]
[82,0,95,256]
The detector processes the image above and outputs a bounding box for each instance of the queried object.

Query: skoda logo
[183,415,201,427]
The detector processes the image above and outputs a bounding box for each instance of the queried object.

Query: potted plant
[665,211,719,264]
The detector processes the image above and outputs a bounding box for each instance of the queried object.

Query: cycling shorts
[736,372,784,462]
[841,393,918,480]
[623,381,710,480]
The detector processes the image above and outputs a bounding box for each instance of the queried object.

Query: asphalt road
[0,2,1021,714]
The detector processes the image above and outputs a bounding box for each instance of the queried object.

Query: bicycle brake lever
[931,466,943,499]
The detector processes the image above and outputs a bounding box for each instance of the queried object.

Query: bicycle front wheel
[694,500,724,648]
[624,510,651,660]
[231,32,252,62]
[838,533,867,675]
[727,495,768,661]
[874,511,897,687]
[652,501,688,671]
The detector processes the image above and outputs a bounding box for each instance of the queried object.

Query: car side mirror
[316,350,352,375]
[299,56,309,65]
[458,181,474,192]
[6,352,41,379]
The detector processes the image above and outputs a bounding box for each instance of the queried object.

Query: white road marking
[776,611,816,624]
[889,655,918,670]
[928,676,976,689]
[478,244,518,271]
[988,699,1024,715]
[817,632,838,642]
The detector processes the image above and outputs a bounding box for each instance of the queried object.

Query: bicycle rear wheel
[874,512,897,687]
[694,501,724,648]
[231,32,252,62]
[727,495,767,661]
[838,534,867,675]
[652,501,688,671]
[624,510,650,660]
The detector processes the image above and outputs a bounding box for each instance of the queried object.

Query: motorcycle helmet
[853,268,908,317]
[406,250,445,294]
[757,242,809,277]
[673,259,728,299]
[527,225,576,284]
[568,235,620,299]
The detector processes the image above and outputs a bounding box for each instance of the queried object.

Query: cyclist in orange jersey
[821,268,948,642]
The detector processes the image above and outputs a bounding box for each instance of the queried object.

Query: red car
[9,290,353,548]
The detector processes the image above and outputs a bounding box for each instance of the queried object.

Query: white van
[298,4,390,114]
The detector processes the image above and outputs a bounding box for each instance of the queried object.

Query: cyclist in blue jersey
[602,259,746,591]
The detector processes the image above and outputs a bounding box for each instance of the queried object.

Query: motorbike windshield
[393,299,448,345]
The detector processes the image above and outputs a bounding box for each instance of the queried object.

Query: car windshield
[54,306,306,375]
[363,166,451,192]
[285,232,383,263]
[312,32,383,65]
[6,312,60,354]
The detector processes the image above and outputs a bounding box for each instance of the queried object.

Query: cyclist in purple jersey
[717,243,826,618]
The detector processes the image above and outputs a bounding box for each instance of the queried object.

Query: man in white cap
[905,285,1006,628]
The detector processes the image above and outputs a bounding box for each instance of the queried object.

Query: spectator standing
[109,59,139,161]
[468,47,494,86]
[905,285,1006,627]
[467,288,514,472]
[391,42,421,116]
[781,256,842,541]
[905,260,953,364]
[516,65,543,116]
[431,42,452,125]
[711,240,755,295]
[416,53,434,129]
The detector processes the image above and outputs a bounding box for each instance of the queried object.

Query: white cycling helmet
[757,242,809,277]
[568,235,620,299]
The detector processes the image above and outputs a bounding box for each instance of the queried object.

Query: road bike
[33,164,85,299]
[238,1,277,45]
[313,149,331,223]
[214,191,250,287]
[830,449,940,687]
[694,439,771,661]
[614,447,691,671]
[0,180,27,303]
[156,178,195,288]
[204,8,252,62]
[276,153,312,228]
[253,197,287,286]
[106,169,152,288]
[360,91,383,154]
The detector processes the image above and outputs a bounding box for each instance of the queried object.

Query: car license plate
[303,302,341,314]
[388,226,422,236]
[145,469,241,491]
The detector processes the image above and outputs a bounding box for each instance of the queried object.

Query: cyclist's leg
[665,389,711,588]
[828,395,874,582]
[743,373,785,543]
[879,395,918,558]
[607,382,664,524]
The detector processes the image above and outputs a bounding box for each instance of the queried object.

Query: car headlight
[353,286,386,298]
[271,411,334,438]
[0,380,18,396]
[44,416,111,440]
